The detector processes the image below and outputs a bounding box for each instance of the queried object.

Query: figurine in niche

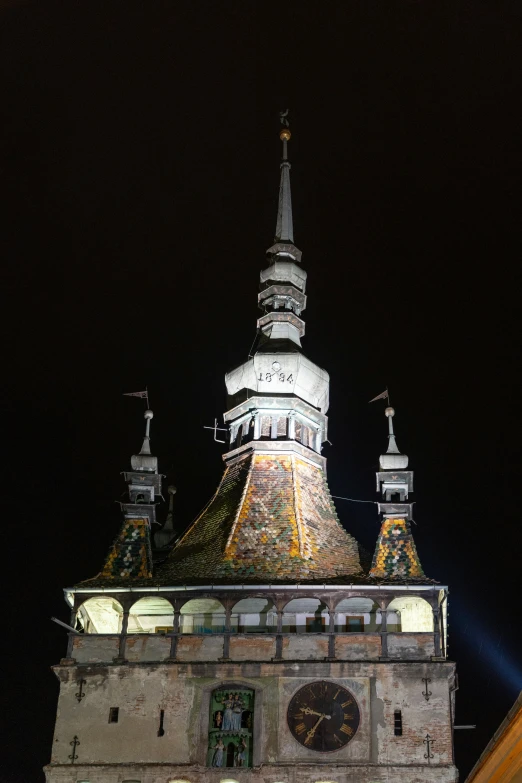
[236,737,247,767]
[220,693,235,730]
[231,693,244,730]
[211,737,225,767]
[213,710,223,728]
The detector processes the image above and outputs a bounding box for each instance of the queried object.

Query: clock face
[287,681,360,752]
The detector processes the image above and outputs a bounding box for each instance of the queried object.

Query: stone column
[253,412,261,440]
[288,412,296,440]
[221,604,232,660]
[380,605,388,658]
[275,608,284,660]
[315,428,323,453]
[116,608,130,662]
[328,606,336,659]
[433,607,441,657]
[271,416,278,439]
[169,608,181,660]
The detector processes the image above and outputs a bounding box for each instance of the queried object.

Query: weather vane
[279,108,290,127]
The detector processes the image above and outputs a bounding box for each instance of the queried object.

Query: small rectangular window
[394,710,402,736]
[109,707,119,723]
[306,616,326,632]
[155,626,173,634]
[345,616,365,633]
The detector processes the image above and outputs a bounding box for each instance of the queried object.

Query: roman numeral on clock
[341,699,353,708]
[344,712,354,721]
[340,724,354,736]
[295,722,306,735]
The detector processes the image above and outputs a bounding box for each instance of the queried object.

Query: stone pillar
[380,606,388,658]
[230,424,238,445]
[221,604,232,660]
[433,607,441,657]
[271,416,278,439]
[314,428,323,453]
[116,608,130,662]
[328,606,336,659]
[169,608,181,660]
[288,412,296,440]
[275,608,284,660]
[253,412,261,440]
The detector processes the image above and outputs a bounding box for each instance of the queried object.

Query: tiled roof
[78,517,153,586]
[369,517,425,580]
[155,452,363,584]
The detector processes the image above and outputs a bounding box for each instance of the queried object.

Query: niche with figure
[207,687,254,768]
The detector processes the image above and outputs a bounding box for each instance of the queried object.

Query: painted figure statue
[221,693,234,730]
[211,738,225,767]
[236,737,247,767]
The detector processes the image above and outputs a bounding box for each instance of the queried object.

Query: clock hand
[303,707,332,720]
[305,714,324,743]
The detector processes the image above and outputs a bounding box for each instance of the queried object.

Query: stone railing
[69,631,437,664]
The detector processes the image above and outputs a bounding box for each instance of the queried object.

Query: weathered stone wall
[46,659,457,782]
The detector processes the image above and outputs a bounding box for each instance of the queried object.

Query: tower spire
[275,110,294,243]
[370,406,426,580]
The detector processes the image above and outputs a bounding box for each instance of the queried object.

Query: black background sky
[2,1,522,780]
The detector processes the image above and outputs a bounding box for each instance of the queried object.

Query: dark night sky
[2,1,522,780]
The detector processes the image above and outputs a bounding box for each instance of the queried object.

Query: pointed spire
[379,407,409,470]
[275,117,294,243]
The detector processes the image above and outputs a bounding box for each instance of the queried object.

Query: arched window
[282,598,329,633]
[231,598,276,633]
[334,597,381,633]
[208,687,254,768]
[75,597,123,634]
[387,596,434,632]
[128,596,174,634]
[180,598,226,634]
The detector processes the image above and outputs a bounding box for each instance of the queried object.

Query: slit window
[158,709,165,737]
[394,710,402,736]
[109,707,119,724]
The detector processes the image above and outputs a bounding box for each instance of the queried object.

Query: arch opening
[334,597,381,633]
[231,597,276,634]
[387,596,434,632]
[128,596,174,634]
[180,598,226,634]
[282,597,329,633]
[75,597,123,634]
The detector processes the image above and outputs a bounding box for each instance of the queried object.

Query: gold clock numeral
[341,699,353,708]
[295,722,306,735]
[334,733,343,745]
[344,712,354,721]
[293,712,304,721]
[340,724,354,736]
[333,689,340,699]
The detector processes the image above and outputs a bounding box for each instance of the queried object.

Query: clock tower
[45,121,458,783]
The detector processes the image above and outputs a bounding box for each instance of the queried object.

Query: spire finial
[139,409,153,455]
[384,406,400,454]
[275,109,294,243]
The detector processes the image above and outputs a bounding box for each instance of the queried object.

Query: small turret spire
[275,110,294,243]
